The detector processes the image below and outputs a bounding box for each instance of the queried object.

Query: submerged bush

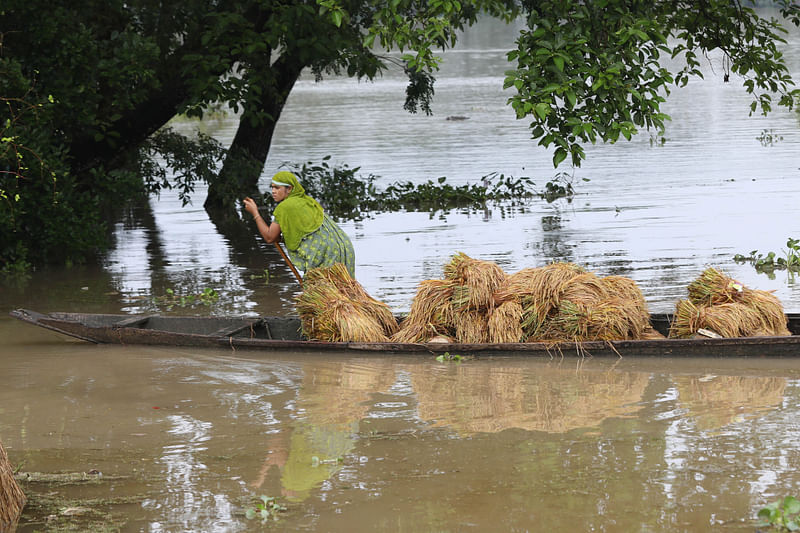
[283,157,576,221]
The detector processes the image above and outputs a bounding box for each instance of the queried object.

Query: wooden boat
[9,308,800,357]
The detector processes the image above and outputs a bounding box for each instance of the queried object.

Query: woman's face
[271,184,292,203]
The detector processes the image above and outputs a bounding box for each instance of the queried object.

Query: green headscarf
[271,171,324,251]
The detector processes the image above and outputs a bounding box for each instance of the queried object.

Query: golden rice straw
[699,303,773,338]
[443,252,506,311]
[296,278,342,340]
[306,263,398,336]
[671,300,775,339]
[0,439,25,532]
[558,272,611,306]
[296,264,396,341]
[739,289,791,336]
[687,267,744,306]
[454,309,489,344]
[390,320,449,343]
[331,301,391,343]
[488,301,524,343]
[549,298,647,341]
[602,275,649,315]
[669,299,703,338]
[494,263,586,304]
[495,263,586,338]
[391,279,456,342]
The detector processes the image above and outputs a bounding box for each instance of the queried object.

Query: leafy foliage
[734,238,800,275]
[757,496,800,532]
[504,0,800,167]
[283,157,572,221]
[245,495,287,524]
[153,287,220,311]
[2,0,799,269]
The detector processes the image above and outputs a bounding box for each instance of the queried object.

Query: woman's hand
[243,197,259,219]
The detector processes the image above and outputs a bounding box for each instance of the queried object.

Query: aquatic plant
[245,495,286,524]
[435,352,463,363]
[283,157,576,221]
[734,237,800,275]
[757,496,800,531]
[154,287,220,310]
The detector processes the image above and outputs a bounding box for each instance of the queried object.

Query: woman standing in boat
[243,171,356,277]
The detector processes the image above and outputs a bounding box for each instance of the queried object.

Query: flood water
[2,11,800,532]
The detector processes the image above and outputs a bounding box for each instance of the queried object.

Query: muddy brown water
[3,316,800,531]
[3,10,800,532]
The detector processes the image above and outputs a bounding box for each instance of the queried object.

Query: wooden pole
[274,243,303,287]
[0,439,25,533]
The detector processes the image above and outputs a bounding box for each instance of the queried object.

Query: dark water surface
[3,11,800,532]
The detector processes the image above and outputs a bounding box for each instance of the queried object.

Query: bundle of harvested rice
[739,289,791,336]
[390,320,449,344]
[670,299,786,339]
[296,264,397,342]
[670,268,790,338]
[602,275,649,315]
[494,263,586,306]
[488,301,524,343]
[547,297,649,342]
[444,252,506,311]
[687,267,744,306]
[390,279,456,343]
[0,439,25,533]
[559,273,611,307]
[699,302,770,338]
[454,309,490,344]
[495,263,587,339]
[669,299,702,338]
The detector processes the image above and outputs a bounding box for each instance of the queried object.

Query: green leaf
[534,103,550,120]
[553,56,564,71]
[785,496,800,515]
[553,147,567,167]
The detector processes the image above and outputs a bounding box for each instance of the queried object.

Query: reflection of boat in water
[674,375,786,431]
[409,365,651,435]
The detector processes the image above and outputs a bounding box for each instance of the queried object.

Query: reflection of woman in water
[250,361,394,501]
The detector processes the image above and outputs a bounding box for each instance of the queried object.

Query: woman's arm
[243,197,282,244]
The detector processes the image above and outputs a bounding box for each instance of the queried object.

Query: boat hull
[10,309,800,357]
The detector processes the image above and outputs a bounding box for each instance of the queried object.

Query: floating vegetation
[435,352,465,363]
[154,287,219,310]
[245,495,287,524]
[283,157,577,221]
[757,496,800,532]
[734,237,800,275]
[756,128,784,147]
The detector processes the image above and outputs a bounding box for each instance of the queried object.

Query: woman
[243,171,356,277]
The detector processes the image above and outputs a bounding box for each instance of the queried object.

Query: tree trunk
[0,439,25,533]
[204,54,305,219]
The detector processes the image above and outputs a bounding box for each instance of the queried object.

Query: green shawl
[272,171,324,251]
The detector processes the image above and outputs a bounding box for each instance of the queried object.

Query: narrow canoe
[9,308,800,357]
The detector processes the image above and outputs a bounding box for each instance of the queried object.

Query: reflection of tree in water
[409,365,650,435]
[674,375,786,431]
[254,360,395,502]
